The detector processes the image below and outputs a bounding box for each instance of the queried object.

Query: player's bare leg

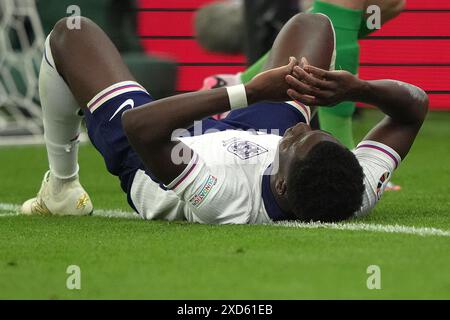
[204,0,406,137]
[202,13,336,119]
[261,13,336,122]
[204,0,405,86]
[49,18,137,108]
[22,17,143,215]
[263,13,335,72]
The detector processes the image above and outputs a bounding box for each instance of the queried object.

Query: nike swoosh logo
[109,99,135,121]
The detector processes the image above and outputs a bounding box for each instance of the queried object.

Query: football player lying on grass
[22,13,428,224]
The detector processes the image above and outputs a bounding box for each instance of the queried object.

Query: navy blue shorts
[187,101,308,136]
[85,89,308,208]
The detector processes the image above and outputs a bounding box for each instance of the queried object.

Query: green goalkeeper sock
[240,52,270,84]
[311,1,363,149]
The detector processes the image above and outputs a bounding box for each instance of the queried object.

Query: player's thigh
[49,16,135,108]
[84,89,154,193]
[264,13,335,71]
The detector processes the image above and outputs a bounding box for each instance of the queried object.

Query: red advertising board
[137,0,450,110]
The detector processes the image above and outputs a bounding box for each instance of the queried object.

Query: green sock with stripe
[311,0,363,149]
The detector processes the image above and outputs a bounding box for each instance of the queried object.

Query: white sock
[40,34,82,180]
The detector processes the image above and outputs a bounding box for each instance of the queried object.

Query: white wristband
[226,84,248,110]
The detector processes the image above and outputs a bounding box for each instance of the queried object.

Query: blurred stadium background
[138,0,450,106]
[1,0,449,146]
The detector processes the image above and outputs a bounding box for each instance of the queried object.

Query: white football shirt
[130,131,401,224]
[353,140,402,217]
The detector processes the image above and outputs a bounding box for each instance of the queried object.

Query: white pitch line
[0,212,19,217]
[0,203,20,213]
[0,203,138,220]
[275,221,450,237]
[91,208,139,219]
[1,202,449,237]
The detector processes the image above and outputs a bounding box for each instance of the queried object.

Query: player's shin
[40,34,82,180]
[21,34,93,216]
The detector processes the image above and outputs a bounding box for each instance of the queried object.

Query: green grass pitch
[0,110,449,299]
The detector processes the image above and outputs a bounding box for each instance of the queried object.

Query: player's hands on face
[246,57,299,103]
[285,58,362,107]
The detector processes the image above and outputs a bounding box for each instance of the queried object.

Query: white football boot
[21,171,93,216]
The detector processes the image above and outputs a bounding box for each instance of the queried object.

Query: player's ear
[275,178,288,197]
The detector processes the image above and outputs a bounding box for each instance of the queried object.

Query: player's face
[277,123,340,170]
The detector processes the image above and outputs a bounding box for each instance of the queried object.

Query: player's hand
[285,61,363,107]
[245,57,299,103]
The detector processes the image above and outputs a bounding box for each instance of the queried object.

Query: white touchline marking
[92,208,139,219]
[0,202,449,237]
[0,212,19,217]
[0,203,138,220]
[274,221,450,238]
[0,203,20,212]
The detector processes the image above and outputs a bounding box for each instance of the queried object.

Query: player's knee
[50,18,69,55]
[292,12,332,27]
[291,13,333,37]
[50,16,97,61]
[52,16,96,34]
[51,16,95,44]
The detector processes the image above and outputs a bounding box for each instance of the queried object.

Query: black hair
[287,141,364,222]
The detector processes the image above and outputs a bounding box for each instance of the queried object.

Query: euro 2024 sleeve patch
[189,175,218,208]
[376,172,391,200]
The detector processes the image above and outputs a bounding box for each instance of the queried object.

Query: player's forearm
[122,86,257,146]
[123,88,228,145]
[355,79,429,125]
[123,59,295,147]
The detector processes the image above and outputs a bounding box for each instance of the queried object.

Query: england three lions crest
[223,138,268,160]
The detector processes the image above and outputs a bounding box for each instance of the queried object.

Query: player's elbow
[122,108,162,148]
[402,84,429,125]
[414,88,429,124]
